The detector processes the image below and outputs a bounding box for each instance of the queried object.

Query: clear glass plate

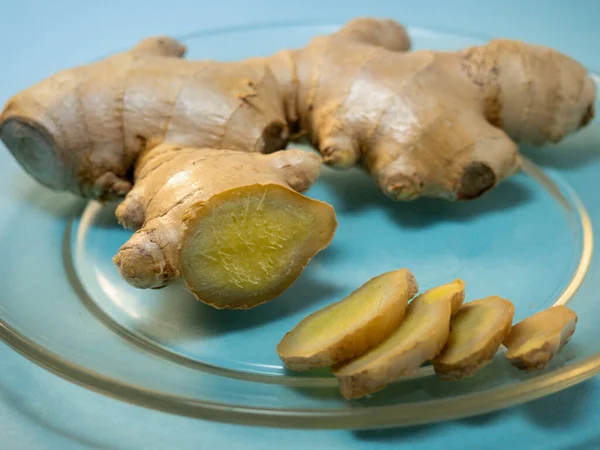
[1,21,599,429]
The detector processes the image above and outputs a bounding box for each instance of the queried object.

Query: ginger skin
[0,36,289,199]
[1,18,595,202]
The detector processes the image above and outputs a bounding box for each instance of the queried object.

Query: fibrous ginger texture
[433,296,514,380]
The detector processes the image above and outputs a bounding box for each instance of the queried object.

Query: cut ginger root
[113,144,336,309]
[277,269,418,371]
[333,279,465,399]
[504,305,577,372]
[433,297,514,380]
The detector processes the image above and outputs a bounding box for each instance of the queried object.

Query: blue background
[1,1,599,448]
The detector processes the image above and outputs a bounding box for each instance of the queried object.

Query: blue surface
[2,0,600,448]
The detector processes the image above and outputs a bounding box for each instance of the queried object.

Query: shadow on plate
[319,167,534,229]
[350,367,598,442]
[522,378,596,429]
[521,125,600,170]
[10,175,86,220]
[130,251,343,341]
[288,371,433,412]
[86,200,123,229]
[177,273,339,337]
[352,423,442,443]
[0,375,121,450]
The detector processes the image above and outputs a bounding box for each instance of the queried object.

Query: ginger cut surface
[433,296,514,380]
[277,269,418,371]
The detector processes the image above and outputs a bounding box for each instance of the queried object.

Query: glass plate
[1,21,599,429]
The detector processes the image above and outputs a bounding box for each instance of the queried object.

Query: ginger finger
[366,110,521,201]
[132,36,187,58]
[433,296,514,380]
[504,305,577,371]
[294,26,595,200]
[277,269,418,371]
[0,39,288,199]
[333,279,465,399]
[333,17,411,52]
[114,145,336,309]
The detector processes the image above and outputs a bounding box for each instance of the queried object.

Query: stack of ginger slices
[276,269,577,399]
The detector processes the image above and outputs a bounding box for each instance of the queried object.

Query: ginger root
[114,144,336,309]
[333,279,465,399]
[1,18,595,202]
[276,269,418,371]
[504,305,577,371]
[433,296,514,380]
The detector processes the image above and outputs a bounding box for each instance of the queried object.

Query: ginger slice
[433,296,514,380]
[333,279,465,399]
[504,305,577,371]
[277,269,418,371]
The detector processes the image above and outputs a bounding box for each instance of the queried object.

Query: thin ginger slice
[277,269,418,371]
[433,296,514,380]
[333,279,465,399]
[504,305,577,371]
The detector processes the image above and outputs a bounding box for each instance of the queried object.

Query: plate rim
[3,314,600,429]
